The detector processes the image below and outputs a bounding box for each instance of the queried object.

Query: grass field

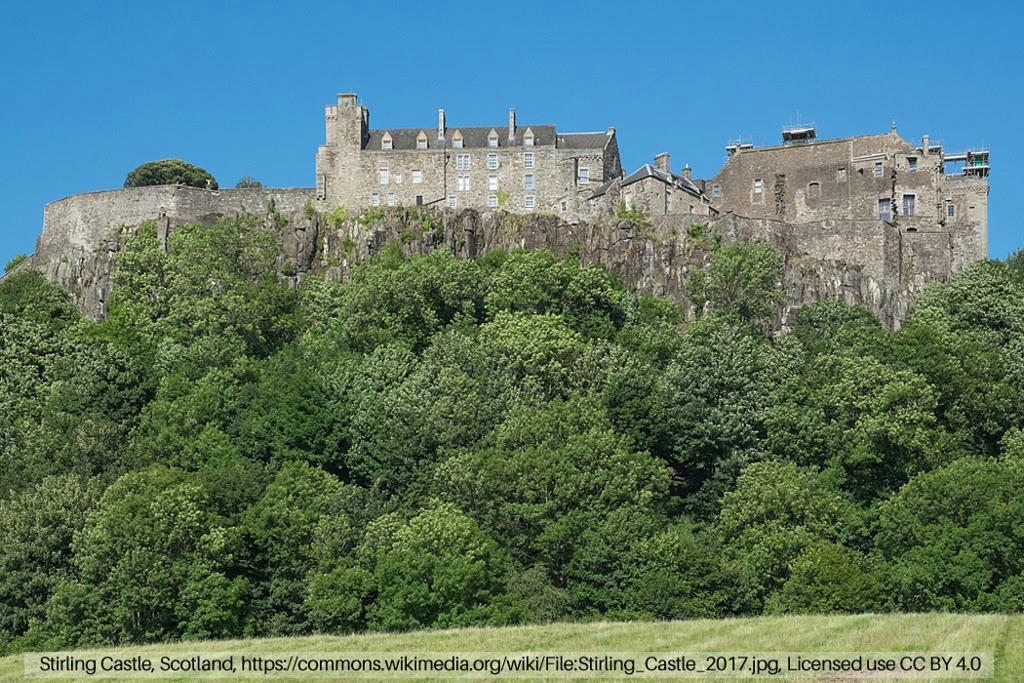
[3,613,1022,681]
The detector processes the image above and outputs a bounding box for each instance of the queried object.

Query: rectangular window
[488,194,498,208]
[447,194,457,208]
[456,154,470,171]
[524,135,534,147]
[488,175,498,191]
[382,139,392,150]
[524,195,535,209]
[946,203,956,218]
[395,173,402,184]
[665,191,671,214]
[488,136,498,147]
[412,170,423,184]
[487,153,498,170]
[878,198,891,221]
[416,195,423,206]
[371,193,380,207]
[524,174,534,189]
[560,201,567,213]
[903,194,916,217]
[908,157,917,171]
[578,167,590,184]
[712,184,721,197]
[453,138,463,148]
[837,167,847,182]
[874,161,883,177]
[457,175,470,192]
[753,178,763,193]
[386,192,395,206]
[379,168,389,185]
[417,138,427,150]
[524,152,534,169]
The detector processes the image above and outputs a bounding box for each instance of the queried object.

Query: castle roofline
[727,131,904,156]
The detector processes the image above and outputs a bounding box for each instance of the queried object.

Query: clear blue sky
[1,0,1019,265]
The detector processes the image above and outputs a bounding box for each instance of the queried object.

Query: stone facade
[314,93,620,216]
[589,152,714,218]
[6,95,990,330]
[699,127,989,290]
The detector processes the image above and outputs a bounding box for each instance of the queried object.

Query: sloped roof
[365,125,561,150]
[590,163,706,200]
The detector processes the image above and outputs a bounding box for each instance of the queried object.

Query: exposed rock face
[7,186,935,329]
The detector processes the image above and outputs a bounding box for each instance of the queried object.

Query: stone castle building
[315,93,621,214]
[7,91,990,328]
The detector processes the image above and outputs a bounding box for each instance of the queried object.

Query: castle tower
[331,93,368,149]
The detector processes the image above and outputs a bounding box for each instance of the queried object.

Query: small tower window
[808,181,821,198]
[753,178,763,193]
[874,162,883,177]
[578,167,590,184]
[712,184,721,197]
[946,202,956,218]
[908,157,917,171]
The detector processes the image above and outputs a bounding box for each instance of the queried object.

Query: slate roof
[365,125,607,150]
[589,163,706,200]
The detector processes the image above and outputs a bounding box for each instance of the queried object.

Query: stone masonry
[5,93,990,329]
[314,93,621,217]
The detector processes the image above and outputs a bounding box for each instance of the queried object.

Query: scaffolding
[782,123,817,144]
[943,148,990,177]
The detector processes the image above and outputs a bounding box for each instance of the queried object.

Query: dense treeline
[2,216,1024,652]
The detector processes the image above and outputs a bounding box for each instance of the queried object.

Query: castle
[8,92,989,328]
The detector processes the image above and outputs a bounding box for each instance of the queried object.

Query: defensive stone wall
[28,185,316,317]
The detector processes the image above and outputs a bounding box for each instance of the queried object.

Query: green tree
[0,475,104,651]
[42,467,245,646]
[365,503,514,631]
[685,243,783,328]
[4,253,27,273]
[717,460,857,608]
[235,176,263,188]
[124,159,218,189]
[769,542,881,614]
[875,456,1024,612]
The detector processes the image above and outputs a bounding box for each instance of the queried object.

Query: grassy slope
[3,614,1022,681]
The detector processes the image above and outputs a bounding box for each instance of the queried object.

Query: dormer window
[488,129,499,147]
[452,130,463,148]
[524,128,534,147]
[381,132,393,150]
[416,131,428,150]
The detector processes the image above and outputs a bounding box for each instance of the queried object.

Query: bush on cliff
[123,159,218,190]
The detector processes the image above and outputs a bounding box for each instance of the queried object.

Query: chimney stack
[654,152,671,174]
[682,164,693,180]
[508,107,516,143]
[438,108,446,140]
[922,134,929,157]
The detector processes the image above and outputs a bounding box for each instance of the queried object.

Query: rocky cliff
[8,186,924,328]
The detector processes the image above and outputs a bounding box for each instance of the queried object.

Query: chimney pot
[438,108,446,140]
[683,164,693,180]
[654,152,671,174]
[508,108,516,142]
